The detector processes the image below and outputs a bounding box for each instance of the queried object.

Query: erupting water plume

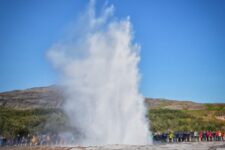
[48,1,151,145]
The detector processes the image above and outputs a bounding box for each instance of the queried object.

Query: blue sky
[0,0,225,103]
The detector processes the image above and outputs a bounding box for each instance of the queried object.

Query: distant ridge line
[0,85,224,110]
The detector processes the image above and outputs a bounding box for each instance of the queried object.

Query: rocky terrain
[0,86,64,109]
[0,85,219,110]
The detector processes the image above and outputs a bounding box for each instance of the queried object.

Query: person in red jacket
[199,132,203,141]
[216,131,219,141]
[208,131,213,141]
[221,131,224,141]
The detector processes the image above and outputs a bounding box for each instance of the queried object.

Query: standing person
[190,131,194,142]
[221,131,224,141]
[216,131,219,141]
[186,132,190,142]
[162,132,167,143]
[15,134,20,145]
[169,132,174,143]
[213,131,216,141]
[21,136,25,146]
[179,132,183,142]
[31,135,37,146]
[206,131,209,141]
[218,131,222,141]
[27,134,32,146]
[46,134,51,146]
[60,135,65,145]
[174,132,179,143]
[0,135,3,146]
[182,132,186,142]
[203,131,207,141]
[194,131,199,142]
[209,131,213,141]
[199,131,203,142]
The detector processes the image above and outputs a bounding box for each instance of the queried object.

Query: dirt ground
[0,142,225,150]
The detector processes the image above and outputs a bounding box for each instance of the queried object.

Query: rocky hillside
[0,85,224,110]
[145,98,205,110]
[0,86,64,109]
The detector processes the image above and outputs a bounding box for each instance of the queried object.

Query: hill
[0,86,222,110]
[145,98,205,110]
[0,86,224,137]
[0,86,64,109]
[145,98,225,132]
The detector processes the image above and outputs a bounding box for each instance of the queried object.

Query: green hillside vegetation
[0,103,224,138]
[149,108,224,132]
[0,107,73,138]
[146,99,225,132]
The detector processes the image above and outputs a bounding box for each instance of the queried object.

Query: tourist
[193,131,199,142]
[0,135,3,146]
[168,132,174,143]
[218,131,222,141]
[222,131,224,141]
[199,132,203,141]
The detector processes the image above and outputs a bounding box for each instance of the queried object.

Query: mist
[48,1,151,145]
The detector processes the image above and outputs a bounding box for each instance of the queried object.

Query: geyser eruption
[48,1,151,145]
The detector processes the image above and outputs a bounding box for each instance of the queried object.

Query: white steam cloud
[48,1,151,145]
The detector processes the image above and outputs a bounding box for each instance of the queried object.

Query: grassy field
[0,103,224,138]
[149,108,225,132]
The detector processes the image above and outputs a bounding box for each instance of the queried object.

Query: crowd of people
[153,131,225,143]
[0,130,225,147]
[0,133,75,147]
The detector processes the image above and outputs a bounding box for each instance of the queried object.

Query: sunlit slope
[146,98,225,132]
[0,86,224,137]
